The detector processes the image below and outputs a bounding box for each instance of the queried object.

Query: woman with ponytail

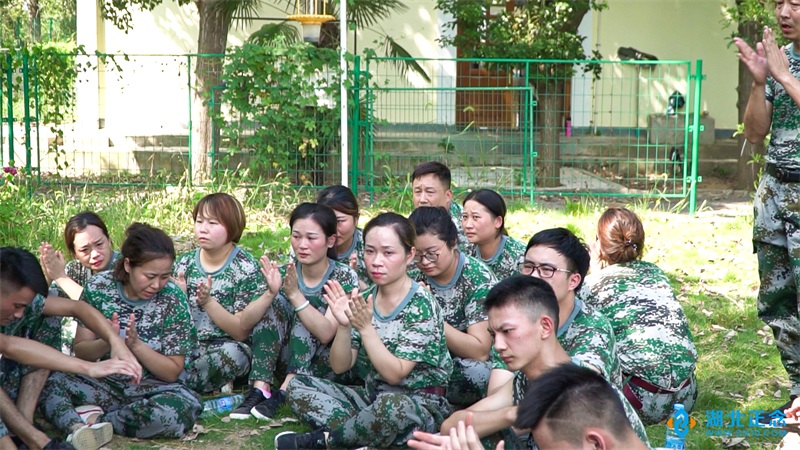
[581,207,697,425]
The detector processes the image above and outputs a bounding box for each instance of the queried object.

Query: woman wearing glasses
[408,206,497,407]
[462,189,526,280]
[581,207,697,424]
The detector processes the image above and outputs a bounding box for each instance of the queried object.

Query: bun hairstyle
[463,189,508,237]
[596,207,644,266]
[290,202,338,260]
[113,223,175,284]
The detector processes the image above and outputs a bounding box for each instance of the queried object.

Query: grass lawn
[0,180,784,449]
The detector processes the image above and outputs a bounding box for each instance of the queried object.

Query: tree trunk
[734,18,765,190]
[535,78,564,188]
[192,1,232,184]
[28,0,41,42]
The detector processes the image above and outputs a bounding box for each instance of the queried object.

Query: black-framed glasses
[413,246,444,264]
[518,261,572,278]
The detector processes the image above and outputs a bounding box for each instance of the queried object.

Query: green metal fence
[0,49,704,212]
[355,56,703,210]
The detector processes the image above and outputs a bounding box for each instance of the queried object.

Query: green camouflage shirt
[491,299,620,386]
[174,246,266,341]
[276,259,359,311]
[79,272,198,377]
[581,260,697,389]
[353,283,452,389]
[417,253,497,331]
[765,45,800,167]
[50,251,121,299]
[449,201,470,252]
[468,235,526,281]
[336,228,369,287]
[512,360,650,446]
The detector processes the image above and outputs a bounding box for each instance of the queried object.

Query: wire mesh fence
[1,48,703,209]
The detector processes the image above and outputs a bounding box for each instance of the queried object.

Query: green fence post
[688,60,703,216]
[187,55,193,186]
[22,51,32,175]
[350,55,360,193]
[5,51,14,166]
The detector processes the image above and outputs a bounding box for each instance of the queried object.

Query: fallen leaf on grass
[281,417,300,423]
[757,330,767,337]
[761,353,768,357]
[221,416,231,423]
[712,324,728,332]
[701,308,713,316]
[776,390,783,398]
[729,391,744,398]
[181,424,208,441]
[725,330,737,340]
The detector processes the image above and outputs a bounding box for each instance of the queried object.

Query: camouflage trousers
[181,339,251,394]
[624,372,697,425]
[754,173,800,394]
[286,375,453,448]
[0,370,22,440]
[39,373,201,439]
[447,356,491,407]
[248,304,286,385]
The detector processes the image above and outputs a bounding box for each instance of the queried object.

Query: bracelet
[294,300,311,313]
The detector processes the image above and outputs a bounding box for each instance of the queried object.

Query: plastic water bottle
[665,403,686,449]
[200,394,244,418]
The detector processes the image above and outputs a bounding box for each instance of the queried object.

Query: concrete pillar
[76,0,100,132]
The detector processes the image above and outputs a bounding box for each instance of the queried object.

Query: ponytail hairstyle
[290,202,338,260]
[595,207,644,266]
[113,223,175,284]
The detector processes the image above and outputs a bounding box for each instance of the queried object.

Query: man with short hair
[516,363,649,450]
[0,247,141,450]
[487,228,619,393]
[411,161,468,251]
[409,276,648,449]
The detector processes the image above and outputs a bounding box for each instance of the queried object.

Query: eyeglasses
[518,261,572,278]
[413,246,444,264]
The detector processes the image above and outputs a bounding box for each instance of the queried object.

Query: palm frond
[383,35,430,83]
[210,0,262,29]
[349,0,408,29]
[247,21,301,46]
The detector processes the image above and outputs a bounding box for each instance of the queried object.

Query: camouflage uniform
[39,272,201,438]
[50,251,121,354]
[754,45,800,397]
[286,282,453,448]
[449,201,470,252]
[336,228,369,287]
[510,360,651,448]
[417,253,497,406]
[0,293,62,439]
[249,259,358,384]
[468,235,527,280]
[490,298,621,388]
[581,260,697,424]
[174,246,269,393]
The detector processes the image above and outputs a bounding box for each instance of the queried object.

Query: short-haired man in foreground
[409,276,648,449]
[516,363,650,450]
[411,363,649,450]
[0,247,142,450]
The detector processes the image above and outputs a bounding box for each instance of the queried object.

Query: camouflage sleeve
[561,310,616,382]
[158,283,199,356]
[391,292,446,368]
[335,263,359,294]
[464,263,496,327]
[173,252,191,278]
[490,347,507,370]
[233,251,268,312]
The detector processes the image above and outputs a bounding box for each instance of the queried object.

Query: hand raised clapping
[324,280,353,327]
[259,255,283,295]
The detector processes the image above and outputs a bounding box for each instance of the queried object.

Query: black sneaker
[274,429,326,450]
[229,388,266,420]
[250,389,286,421]
[758,394,797,425]
[43,439,75,450]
